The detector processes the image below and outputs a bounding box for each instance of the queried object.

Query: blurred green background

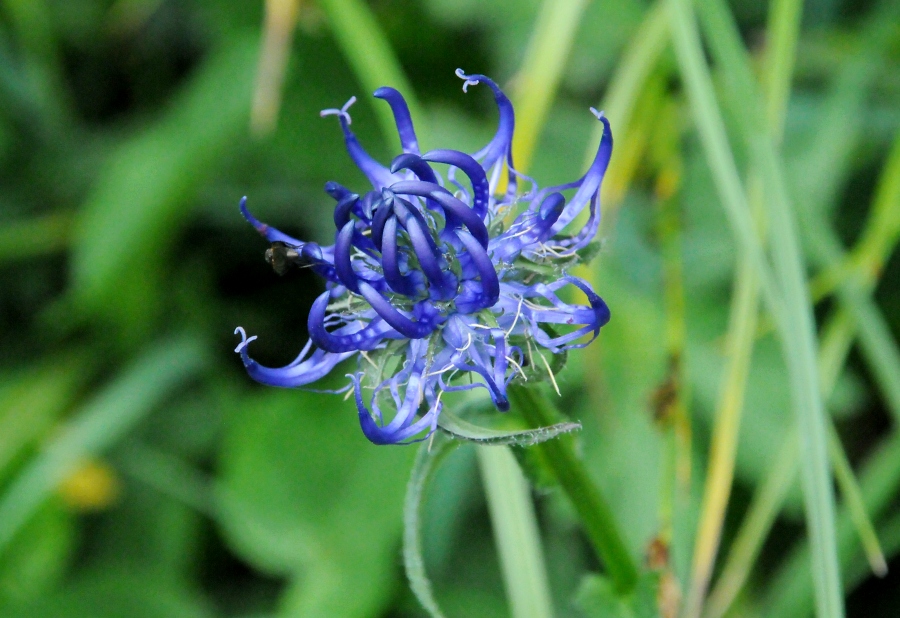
[0,0,898,616]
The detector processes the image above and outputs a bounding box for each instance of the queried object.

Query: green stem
[508,385,639,593]
[478,446,555,618]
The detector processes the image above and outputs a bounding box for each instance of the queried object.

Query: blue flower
[234,70,612,445]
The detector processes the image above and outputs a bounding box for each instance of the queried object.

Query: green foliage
[217,388,414,616]
[576,572,661,618]
[1,0,899,616]
[438,397,581,446]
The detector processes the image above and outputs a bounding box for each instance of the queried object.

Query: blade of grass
[250,0,301,136]
[826,426,888,576]
[810,129,900,301]
[767,431,900,617]
[316,0,425,149]
[685,1,801,614]
[704,12,900,614]
[760,0,803,137]
[800,205,900,421]
[704,205,898,618]
[584,0,669,205]
[847,507,900,593]
[478,446,556,618]
[788,0,900,422]
[510,0,589,173]
[668,1,843,616]
[686,254,761,618]
[704,435,799,618]
[664,0,784,322]
[703,280,888,618]
[848,129,900,278]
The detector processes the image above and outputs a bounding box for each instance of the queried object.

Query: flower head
[235,70,612,444]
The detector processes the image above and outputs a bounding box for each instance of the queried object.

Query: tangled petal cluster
[235,70,612,445]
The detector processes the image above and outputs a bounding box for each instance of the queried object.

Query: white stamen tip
[320,97,357,124]
[590,107,604,120]
[537,350,561,396]
[233,327,258,353]
[455,68,479,93]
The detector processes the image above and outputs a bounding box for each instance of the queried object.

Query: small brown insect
[264,242,302,276]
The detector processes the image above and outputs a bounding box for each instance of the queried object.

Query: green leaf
[575,572,660,618]
[438,406,581,446]
[5,571,212,618]
[216,388,415,618]
[403,434,459,618]
[71,36,258,335]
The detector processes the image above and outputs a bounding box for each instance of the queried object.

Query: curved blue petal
[381,215,424,297]
[390,180,490,247]
[240,197,304,245]
[455,69,515,177]
[321,97,398,190]
[390,152,438,183]
[358,282,441,339]
[422,149,489,220]
[234,327,354,387]
[551,112,612,234]
[456,229,499,309]
[308,292,398,353]
[374,86,420,154]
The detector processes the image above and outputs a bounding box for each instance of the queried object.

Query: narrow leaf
[439,408,580,446]
[403,434,458,618]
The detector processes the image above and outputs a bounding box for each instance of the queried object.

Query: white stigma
[320,96,358,124]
